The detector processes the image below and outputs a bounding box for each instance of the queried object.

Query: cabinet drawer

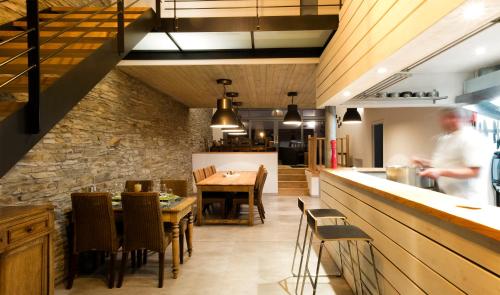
[7,216,49,245]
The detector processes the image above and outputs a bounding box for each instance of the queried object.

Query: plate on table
[159,194,180,202]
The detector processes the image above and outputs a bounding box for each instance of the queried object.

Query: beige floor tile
[56,195,353,295]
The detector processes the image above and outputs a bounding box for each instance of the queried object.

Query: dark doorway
[373,123,383,168]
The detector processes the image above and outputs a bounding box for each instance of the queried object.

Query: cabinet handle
[26,226,34,233]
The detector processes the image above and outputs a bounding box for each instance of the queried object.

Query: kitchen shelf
[350,96,448,104]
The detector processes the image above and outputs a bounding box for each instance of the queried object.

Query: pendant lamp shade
[210,98,239,128]
[342,108,362,123]
[283,92,301,126]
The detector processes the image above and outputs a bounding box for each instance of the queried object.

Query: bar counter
[320,168,500,295]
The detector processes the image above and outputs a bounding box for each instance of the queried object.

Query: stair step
[278,168,305,175]
[0,42,102,57]
[0,30,117,43]
[0,100,26,121]
[39,13,141,22]
[49,6,148,13]
[0,75,59,92]
[278,174,306,181]
[278,187,309,196]
[0,56,84,75]
[12,21,133,32]
[278,181,308,188]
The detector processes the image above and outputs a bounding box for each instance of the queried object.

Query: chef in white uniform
[413,108,492,205]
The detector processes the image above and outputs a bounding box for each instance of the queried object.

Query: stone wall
[0,69,212,283]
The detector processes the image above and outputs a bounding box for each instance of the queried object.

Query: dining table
[113,196,196,279]
[196,171,257,226]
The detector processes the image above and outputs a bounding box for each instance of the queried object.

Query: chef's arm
[420,167,480,179]
[438,167,480,179]
[411,157,432,168]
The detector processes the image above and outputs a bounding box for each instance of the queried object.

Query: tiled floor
[56,195,353,295]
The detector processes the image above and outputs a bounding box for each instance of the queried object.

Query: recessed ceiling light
[474,46,486,55]
[377,67,388,74]
[342,91,351,97]
[463,2,484,20]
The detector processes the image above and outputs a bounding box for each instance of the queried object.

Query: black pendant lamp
[342,108,362,123]
[283,91,302,126]
[221,93,246,132]
[210,79,239,128]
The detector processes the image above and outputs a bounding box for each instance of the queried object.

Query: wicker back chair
[117,192,172,288]
[68,192,119,289]
[124,180,154,192]
[160,179,188,197]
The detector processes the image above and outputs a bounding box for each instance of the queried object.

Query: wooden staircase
[278,166,309,196]
[0,3,154,177]
[0,6,151,122]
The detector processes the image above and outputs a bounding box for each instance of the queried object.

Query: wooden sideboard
[0,205,54,295]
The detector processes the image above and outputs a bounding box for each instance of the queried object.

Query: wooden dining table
[196,171,257,226]
[113,196,196,279]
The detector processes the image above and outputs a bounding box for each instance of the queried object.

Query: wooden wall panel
[316,0,466,106]
[319,173,500,295]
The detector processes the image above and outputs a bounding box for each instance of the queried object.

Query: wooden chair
[193,169,227,217]
[209,165,217,175]
[124,180,154,192]
[117,192,172,288]
[203,167,213,178]
[160,179,189,264]
[68,193,120,289]
[232,167,267,223]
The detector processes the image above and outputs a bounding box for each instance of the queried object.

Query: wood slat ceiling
[118,63,317,108]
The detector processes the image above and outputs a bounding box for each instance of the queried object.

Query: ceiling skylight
[254,30,332,48]
[133,33,179,51]
[170,32,252,50]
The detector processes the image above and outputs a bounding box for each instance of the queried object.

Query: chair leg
[312,242,324,295]
[158,252,165,288]
[347,241,359,295]
[299,230,314,295]
[295,225,309,295]
[131,250,136,269]
[108,252,116,289]
[291,214,304,277]
[137,250,143,268]
[66,253,78,289]
[116,251,128,288]
[179,225,185,264]
[257,204,265,224]
[142,249,148,265]
[368,242,381,295]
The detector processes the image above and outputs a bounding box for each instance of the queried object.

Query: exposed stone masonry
[0,69,212,283]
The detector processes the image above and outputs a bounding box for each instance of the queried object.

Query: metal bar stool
[293,198,346,294]
[300,210,380,295]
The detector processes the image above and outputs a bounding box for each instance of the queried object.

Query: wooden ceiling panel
[118,63,317,108]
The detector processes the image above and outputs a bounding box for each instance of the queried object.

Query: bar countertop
[321,168,500,241]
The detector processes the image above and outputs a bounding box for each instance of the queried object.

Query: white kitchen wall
[336,107,443,167]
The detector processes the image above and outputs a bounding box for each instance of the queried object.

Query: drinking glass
[167,188,173,195]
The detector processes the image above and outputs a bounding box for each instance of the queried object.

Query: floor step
[278,168,306,175]
[278,174,306,181]
[278,187,309,196]
[278,181,308,188]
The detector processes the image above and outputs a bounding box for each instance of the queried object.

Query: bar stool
[292,198,346,293]
[300,210,380,295]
